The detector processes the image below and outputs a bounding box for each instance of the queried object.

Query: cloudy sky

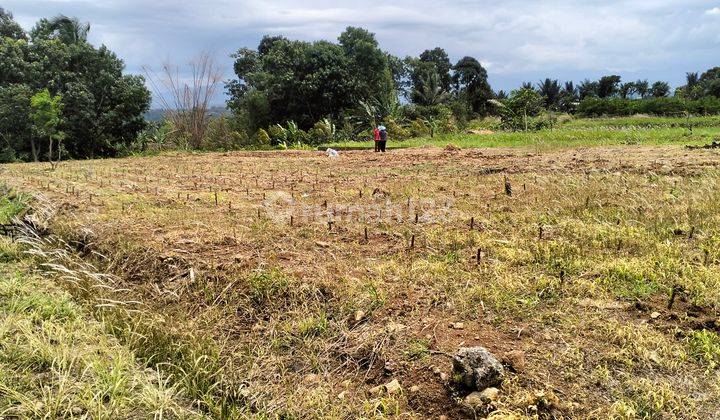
[4,0,720,105]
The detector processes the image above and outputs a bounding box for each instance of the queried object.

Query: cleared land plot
[2,145,720,418]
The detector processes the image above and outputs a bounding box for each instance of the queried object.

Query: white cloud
[706,7,720,15]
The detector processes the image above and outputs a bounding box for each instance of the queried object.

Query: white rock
[480,387,500,402]
[385,379,402,395]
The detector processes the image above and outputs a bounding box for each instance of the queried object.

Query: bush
[466,117,502,131]
[308,119,336,145]
[441,116,459,134]
[532,111,559,130]
[254,128,271,146]
[384,118,410,140]
[202,116,247,150]
[0,146,17,163]
[578,97,720,117]
[268,124,287,145]
[409,119,429,137]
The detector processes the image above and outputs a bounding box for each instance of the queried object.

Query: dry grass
[0,236,200,418]
[1,144,720,418]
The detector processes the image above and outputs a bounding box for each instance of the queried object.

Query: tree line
[224,28,493,143]
[3,8,720,160]
[0,8,150,163]
[223,29,720,144]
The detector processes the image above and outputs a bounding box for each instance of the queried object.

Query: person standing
[378,125,388,152]
[373,126,381,152]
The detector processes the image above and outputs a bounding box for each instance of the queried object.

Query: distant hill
[144,107,229,122]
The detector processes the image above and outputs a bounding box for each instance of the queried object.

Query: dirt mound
[686,140,720,150]
[467,129,495,135]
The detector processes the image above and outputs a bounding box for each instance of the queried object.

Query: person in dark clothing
[378,126,387,152]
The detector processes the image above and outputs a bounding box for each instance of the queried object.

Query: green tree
[651,81,671,98]
[537,78,561,110]
[691,67,720,99]
[0,37,30,85]
[597,75,621,98]
[0,84,32,162]
[634,80,650,99]
[411,66,451,106]
[339,27,391,103]
[491,88,543,131]
[453,56,493,115]
[30,15,90,44]
[578,79,598,99]
[619,82,636,99]
[0,10,150,161]
[228,35,355,129]
[0,7,25,40]
[387,54,412,99]
[30,89,63,167]
[419,47,452,92]
[558,81,578,112]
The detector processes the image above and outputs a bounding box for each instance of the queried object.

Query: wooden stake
[667,285,680,310]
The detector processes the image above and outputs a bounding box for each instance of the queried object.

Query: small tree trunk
[56,139,62,167]
[30,138,39,162]
[48,136,57,170]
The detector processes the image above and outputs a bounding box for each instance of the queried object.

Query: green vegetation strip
[323,125,719,150]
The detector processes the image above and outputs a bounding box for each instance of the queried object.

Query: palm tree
[47,14,90,44]
[651,81,671,98]
[619,82,636,99]
[411,71,451,106]
[558,81,579,113]
[578,79,599,99]
[537,78,560,109]
[562,81,577,97]
[634,80,650,99]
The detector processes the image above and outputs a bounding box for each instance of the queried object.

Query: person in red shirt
[373,126,381,152]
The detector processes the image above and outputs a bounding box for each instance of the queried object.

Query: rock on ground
[453,347,504,391]
[464,387,500,408]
